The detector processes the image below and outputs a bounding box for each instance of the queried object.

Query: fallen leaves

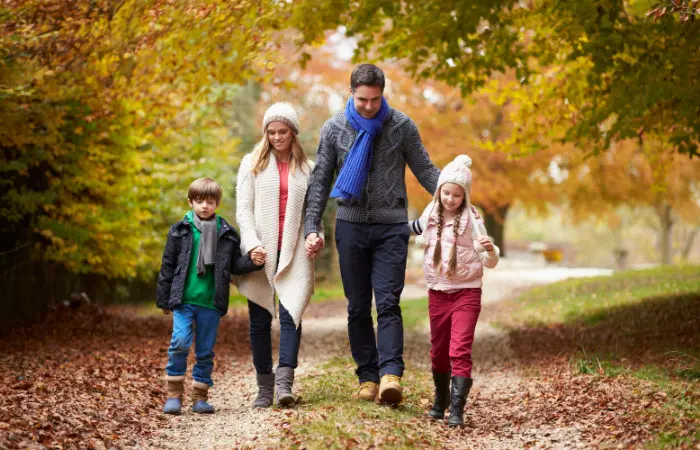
[0,303,252,449]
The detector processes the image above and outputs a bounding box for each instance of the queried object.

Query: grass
[133,282,347,315]
[281,356,438,449]
[491,265,700,448]
[495,265,700,327]
[229,283,346,308]
[398,297,429,331]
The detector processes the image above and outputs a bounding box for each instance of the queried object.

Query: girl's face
[266,121,293,153]
[439,182,466,213]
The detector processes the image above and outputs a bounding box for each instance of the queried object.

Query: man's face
[351,85,383,119]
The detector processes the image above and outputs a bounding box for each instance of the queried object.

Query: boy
[156,178,264,414]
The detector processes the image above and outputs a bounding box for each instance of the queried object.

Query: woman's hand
[477,236,494,252]
[305,233,324,258]
[250,246,266,266]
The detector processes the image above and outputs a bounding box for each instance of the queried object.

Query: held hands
[477,236,494,252]
[250,246,266,266]
[305,233,324,258]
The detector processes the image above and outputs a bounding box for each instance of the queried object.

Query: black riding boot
[428,371,451,420]
[447,376,473,427]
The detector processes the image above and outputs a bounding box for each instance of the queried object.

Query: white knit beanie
[262,102,300,135]
[436,154,473,194]
[416,154,474,248]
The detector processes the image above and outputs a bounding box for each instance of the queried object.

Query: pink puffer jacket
[411,203,499,291]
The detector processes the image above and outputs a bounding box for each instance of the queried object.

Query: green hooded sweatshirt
[182,210,221,310]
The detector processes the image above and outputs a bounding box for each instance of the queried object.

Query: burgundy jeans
[428,288,482,378]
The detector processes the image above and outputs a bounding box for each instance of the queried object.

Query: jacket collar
[333,108,397,131]
[176,213,233,238]
[427,205,471,236]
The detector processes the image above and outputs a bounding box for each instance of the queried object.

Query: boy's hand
[477,236,494,252]
[161,308,171,315]
[250,246,266,266]
[305,233,324,258]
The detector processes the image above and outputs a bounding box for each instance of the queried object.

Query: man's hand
[305,233,324,258]
[250,246,266,266]
[161,308,171,315]
[477,236,494,252]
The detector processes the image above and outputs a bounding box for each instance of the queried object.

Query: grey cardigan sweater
[304,108,440,236]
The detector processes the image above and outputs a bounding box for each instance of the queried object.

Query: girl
[235,102,318,408]
[410,154,499,427]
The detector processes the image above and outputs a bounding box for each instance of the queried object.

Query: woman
[235,102,318,408]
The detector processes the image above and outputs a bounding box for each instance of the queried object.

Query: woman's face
[266,121,293,153]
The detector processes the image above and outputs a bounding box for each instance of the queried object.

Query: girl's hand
[477,236,494,252]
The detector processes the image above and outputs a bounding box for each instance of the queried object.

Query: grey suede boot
[252,373,275,408]
[276,367,295,407]
[163,375,185,415]
[191,381,215,414]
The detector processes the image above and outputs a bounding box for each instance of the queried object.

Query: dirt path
[144,263,610,449]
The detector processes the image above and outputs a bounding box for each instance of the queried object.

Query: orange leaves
[647,0,699,23]
[0,305,253,448]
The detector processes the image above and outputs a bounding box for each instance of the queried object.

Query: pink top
[278,160,289,247]
[417,205,499,291]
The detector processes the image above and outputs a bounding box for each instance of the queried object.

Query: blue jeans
[165,304,221,386]
[335,220,409,383]
[248,300,302,374]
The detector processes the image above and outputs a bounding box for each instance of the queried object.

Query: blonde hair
[251,127,308,176]
[431,195,466,277]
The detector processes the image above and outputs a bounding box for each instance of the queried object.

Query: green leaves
[1,0,284,278]
[286,0,700,157]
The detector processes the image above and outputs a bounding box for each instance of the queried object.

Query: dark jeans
[166,304,221,386]
[335,219,409,383]
[248,300,302,374]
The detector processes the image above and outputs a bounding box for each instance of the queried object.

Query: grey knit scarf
[192,213,217,276]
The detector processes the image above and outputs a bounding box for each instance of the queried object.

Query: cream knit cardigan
[234,153,317,328]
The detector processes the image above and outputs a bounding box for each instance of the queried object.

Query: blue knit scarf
[330,96,390,201]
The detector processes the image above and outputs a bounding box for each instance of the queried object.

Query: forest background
[1,0,698,329]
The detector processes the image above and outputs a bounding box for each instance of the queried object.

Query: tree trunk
[681,226,699,260]
[482,204,510,258]
[656,203,674,265]
[315,206,339,284]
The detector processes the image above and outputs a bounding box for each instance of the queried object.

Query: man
[304,64,440,405]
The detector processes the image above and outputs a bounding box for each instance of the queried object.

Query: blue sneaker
[163,397,182,415]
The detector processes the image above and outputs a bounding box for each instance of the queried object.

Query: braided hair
[446,203,465,277]
[432,202,444,269]
[432,197,467,277]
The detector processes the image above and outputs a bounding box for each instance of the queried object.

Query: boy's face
[188,197,218,220]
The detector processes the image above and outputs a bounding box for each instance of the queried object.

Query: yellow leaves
[613,52,639,66]
[87,254,104,265]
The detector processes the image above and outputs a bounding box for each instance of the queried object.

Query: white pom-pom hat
[437,154,472,194]
[262,102,300,135]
